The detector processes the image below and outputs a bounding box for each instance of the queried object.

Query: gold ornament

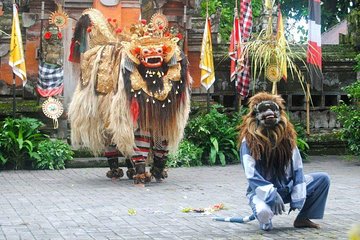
[130,64,181,101]
[266,65,282,83]
[49,5,69,29]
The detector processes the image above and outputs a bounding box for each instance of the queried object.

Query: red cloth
[307,0,323,91]
[229,15,242,83]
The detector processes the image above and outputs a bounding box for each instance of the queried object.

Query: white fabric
[292,148,303,171]
[242,154,255,178]
[308,20,321,45]
[253,195,273,224]
[255,184,275,202]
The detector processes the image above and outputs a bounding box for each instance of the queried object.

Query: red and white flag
[237,0,253,97]
[307,0,323,91]
[240,0,253,42]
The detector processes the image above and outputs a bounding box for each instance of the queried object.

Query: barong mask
[122,20,182,101]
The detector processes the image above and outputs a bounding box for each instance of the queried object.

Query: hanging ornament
[266,65,281,95]
[150,12,168,33]
[49,4,69,29]
[266,64,281,82]
[42,97,64,129]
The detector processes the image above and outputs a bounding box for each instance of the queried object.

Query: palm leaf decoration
[242,0,307,94]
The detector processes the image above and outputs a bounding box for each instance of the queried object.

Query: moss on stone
[0,100,41,115]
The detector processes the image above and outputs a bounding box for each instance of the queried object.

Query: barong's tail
[212,214,256,223]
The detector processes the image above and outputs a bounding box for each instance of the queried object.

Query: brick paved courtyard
[0,155,359,239]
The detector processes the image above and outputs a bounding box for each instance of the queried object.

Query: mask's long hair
[238,92,297,179]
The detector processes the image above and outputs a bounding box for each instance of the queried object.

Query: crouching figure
[238,92,330,231]
[68,9,191,184]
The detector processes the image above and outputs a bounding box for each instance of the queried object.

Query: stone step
[66,156,126,168]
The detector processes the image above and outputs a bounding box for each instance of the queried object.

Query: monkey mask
[254,100,281,128]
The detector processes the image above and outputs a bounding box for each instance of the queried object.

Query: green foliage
[32,139,74,170]
[200,0,262,43]
[280,0,358,32]
[344,76,360,101]
[0,117,48,169]
[199,0,358,43]
[292,121,309,160]
[331,80,360,155]
[355,54,360,72]
[185,105,241,166]
[167,140,203,168]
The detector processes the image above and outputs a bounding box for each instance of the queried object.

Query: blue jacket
[240,139,306,210]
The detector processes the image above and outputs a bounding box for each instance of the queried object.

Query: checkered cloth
[240,0,253,41]
[237,58,251,97]
[238,0,253,97]
[36,62,64,97]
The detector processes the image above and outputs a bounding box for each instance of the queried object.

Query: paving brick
[0,156,359,239]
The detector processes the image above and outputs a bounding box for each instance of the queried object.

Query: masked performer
[237,92,330,231]
[68,9,191,184]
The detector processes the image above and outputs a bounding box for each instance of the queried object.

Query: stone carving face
[42,24,63,66]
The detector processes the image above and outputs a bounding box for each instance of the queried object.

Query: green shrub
[292,121,310,160]
[32,139,74,170]
[354,54,360,72]
[185,105,241,166]
[0,117,48,169]
[167,140,203,168]
[331,80,360,155]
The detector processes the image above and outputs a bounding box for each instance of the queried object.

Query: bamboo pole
[306,83,311,135]
[238,95,242,113]
[12,0,16,117]
[183,5,188,55]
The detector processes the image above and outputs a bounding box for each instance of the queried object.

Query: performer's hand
[271,192,285,215]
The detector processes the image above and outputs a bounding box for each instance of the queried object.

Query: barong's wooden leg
[133,161,151,184]
[125,158,136,180]
[106,157,124,179]
[150,156,168,182]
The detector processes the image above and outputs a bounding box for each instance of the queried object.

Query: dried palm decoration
[242,0,307,94]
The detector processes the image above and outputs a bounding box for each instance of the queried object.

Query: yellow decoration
[266,65,281,83]
[9,3,27,85]
[199,16,215,90]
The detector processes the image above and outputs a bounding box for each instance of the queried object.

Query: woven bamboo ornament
[42,97,64,129]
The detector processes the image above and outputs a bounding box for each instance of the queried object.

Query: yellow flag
[199,17,215,90]
[276,7,287,81]
[9,3,27,85]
